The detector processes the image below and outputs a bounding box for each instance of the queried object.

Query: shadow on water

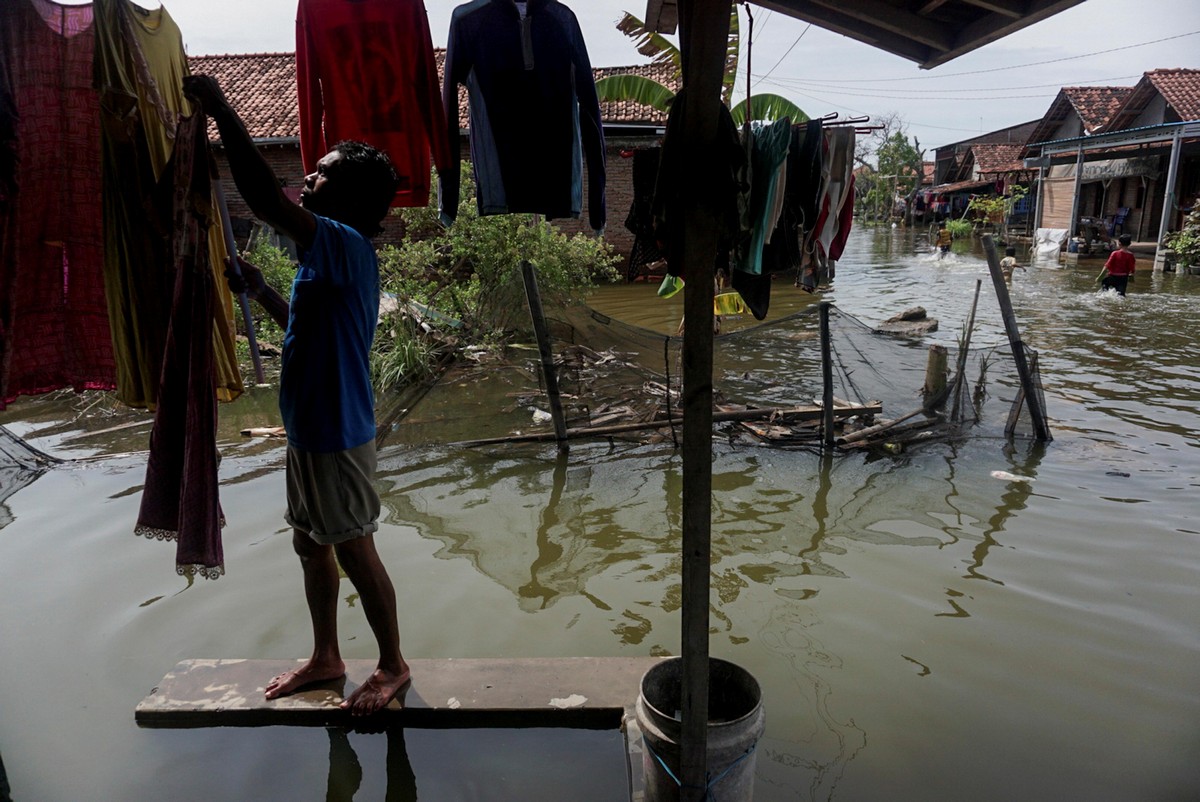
[326,726,416,802]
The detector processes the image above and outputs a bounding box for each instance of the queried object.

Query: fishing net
[384,299,1047,452]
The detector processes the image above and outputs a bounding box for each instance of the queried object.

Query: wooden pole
[520,261,569,453]
[819,302,835,448]
[674,1,731,797]
[923,344,949,411]
[982,235,1052,441]
[215,181,265,384]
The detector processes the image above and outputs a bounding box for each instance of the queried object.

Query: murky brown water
[2,227,1198,800]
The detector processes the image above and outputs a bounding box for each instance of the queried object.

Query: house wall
[1130,95,1169,129]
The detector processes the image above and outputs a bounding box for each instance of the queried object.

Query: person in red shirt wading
[1099,234,1136,296]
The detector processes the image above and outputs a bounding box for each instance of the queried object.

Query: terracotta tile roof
[1024,85,1132,150]
[189,53,300,140]
[971,142,1026,175]
[1106,68,1200,130]
[1064,86,1133,134]
[187,51,672,142]
[1146,68,1200,121]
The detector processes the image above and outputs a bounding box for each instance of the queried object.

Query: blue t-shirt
[279,215,378,452]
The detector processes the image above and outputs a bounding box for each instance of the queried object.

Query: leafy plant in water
[945,219,974,239]
[380,165,620,340]
[1165,207,1200,266]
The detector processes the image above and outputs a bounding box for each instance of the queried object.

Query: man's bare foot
[264,658,346,700]
[339,665,412,716]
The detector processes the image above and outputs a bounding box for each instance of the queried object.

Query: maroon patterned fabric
[134,113,224,579]
[0,0,115,410]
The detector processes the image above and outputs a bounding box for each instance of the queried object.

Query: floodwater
[1,227,1198,800]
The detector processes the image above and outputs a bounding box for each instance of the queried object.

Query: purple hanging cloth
[134,112,225,579]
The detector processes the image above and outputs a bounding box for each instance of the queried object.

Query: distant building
[1023,69,1200,259]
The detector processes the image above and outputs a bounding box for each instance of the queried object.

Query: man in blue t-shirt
[185,75,409,716]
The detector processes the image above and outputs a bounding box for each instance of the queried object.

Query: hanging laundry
[0,0,113,410]
[296,0,450,208]
[623,147,665,281]
[651,87,749,284]
[813,127,855,281]
[728,117,791,320]
[135,112,225,579]
[94,0,242,409]
[827,173,856,262]
[439,0,605,231]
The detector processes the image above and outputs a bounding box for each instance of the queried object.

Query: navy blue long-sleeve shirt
[439,0,606,232]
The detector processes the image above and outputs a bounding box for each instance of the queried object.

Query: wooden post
[982,235,1052,441]
[673,1,731,798]
[923,344,949,411]
[819,302,835,447]
[520,261,569,453]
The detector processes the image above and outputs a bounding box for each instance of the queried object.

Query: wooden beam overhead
[928,0,1082,67]
[804,0,955,51]
[743,0,1084,69]
[918,0,954,14]
[962,0,1025,18]
[753,0,933,63]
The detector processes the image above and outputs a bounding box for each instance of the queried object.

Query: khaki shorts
[285,440,381,545]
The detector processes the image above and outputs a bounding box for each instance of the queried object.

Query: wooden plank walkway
[136,656,663,729]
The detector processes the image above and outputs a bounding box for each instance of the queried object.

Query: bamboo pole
[982,235,1052,441]
[819,302,836,448]
[949,279,982,421]
[521,261,569,453]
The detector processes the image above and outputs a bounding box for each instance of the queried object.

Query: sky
[82,0,1200,151]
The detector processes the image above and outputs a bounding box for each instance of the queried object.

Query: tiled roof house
[1023,86,1133,151]
[1026,70,1200,239]
[189,52,671,253]
[1103,68,1200,131]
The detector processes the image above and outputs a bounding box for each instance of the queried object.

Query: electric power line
[752,23,811,90]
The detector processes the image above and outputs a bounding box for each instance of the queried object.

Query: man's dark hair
[1118,234,1132,247]
[1005,246,1016,256]
[329,140,400,237]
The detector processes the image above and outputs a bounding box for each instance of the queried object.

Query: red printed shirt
[296,0,451,208]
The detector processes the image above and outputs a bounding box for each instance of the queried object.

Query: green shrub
[945,219,974,239]
[1165,208,1200,266]
[381,166,620,338]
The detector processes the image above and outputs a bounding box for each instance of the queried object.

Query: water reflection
[325,726,417,802]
